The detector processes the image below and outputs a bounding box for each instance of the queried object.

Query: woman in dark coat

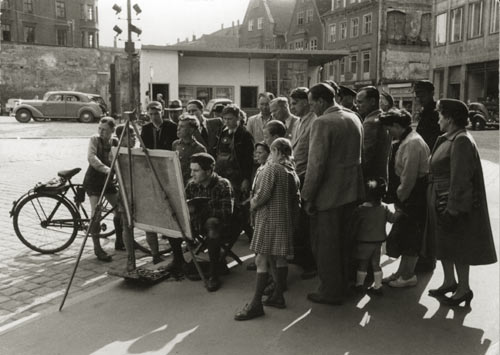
[426,99,497,307]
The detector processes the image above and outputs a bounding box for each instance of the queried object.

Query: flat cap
[413,80,434,92]
[339,85,357,97]
[147,101,163,111]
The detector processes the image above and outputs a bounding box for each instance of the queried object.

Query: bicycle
[10,167,173,256]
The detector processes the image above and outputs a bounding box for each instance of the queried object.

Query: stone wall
[0,43,126,113]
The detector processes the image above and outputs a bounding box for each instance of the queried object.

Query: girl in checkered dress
[235,138,300,321]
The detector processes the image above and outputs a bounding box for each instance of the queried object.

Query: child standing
[350,177,399,295]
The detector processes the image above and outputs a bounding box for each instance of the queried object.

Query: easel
[59,111,208,311]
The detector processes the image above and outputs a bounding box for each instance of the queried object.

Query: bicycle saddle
[58,168,81,179]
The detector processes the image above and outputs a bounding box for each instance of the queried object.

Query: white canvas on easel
[112,147,192,240]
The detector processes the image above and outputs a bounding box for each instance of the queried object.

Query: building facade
[430,0,499,104]
[322,0,432,112]
[287,0,331,50]
[0,0,99,48]
[239,0,296,49]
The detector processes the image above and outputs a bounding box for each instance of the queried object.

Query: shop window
[248,19,254,31]
[57,29,67,46]
[450,7,463,42]
[351,17,359,37]
[179,86,234,107]
[24,25,35,43]
[306,9,314,23]
[469,2,483,38]
[362,13,372,34]
[257,17,263,30]
[1,24,11,41]
[435,12,447,45]
[490,0,499,34]
[56,1,66,18]
[297,11,304,25]
[23,0,33,13]
[329,24,336,42]
[340,22,347,40]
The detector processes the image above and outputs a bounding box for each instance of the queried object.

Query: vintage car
[203,98,232,118]
[468,102,499,130]
[13,91,107,123]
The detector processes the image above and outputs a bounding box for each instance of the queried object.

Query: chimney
[237,19,240,26]
[221,23,224,30]
[232,21,235,27]
[177,38,180,43]
[186,37,189,42]
[192,34,196,41]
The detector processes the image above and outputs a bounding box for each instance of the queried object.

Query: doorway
[240,86,258,111]
[152,84,169,103]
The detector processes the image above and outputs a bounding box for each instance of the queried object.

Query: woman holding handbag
[426,99,497,307]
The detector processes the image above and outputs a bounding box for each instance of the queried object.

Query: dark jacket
[140,120,177,150]
[193,117,224,157]
[416,101,441,150]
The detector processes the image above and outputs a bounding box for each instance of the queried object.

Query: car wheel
[15,109,32,123]
[79,111,95,123]
[477,119,486,130]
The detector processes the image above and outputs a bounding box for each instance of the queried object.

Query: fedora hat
[166,99,183,111]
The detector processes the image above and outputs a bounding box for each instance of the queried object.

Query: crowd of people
[82,79,497,321]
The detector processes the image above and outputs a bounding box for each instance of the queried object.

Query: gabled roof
[179,25,241,49]
[314,0,332,16]
[264,0,296,34]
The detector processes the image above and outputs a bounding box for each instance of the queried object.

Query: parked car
[203,98,232,118]
[13,91,106,123]
[468,102,499,130]
[5,98,21,116]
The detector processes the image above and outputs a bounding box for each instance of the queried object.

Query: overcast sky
[100,0,249,47]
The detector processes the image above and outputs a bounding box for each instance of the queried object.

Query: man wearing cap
[414,80,441,150]
[186,99,223,157]
[302,82,364,305]
[289,87,317,278]
[339,86,361,118]
[166,99,183,124]
[269,97,299,141]
[141,101,178,151]
[167,152,234,292]
[356,86,392,182]
[246,92,275,143]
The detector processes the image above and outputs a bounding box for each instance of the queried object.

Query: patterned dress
[250,161,300,257]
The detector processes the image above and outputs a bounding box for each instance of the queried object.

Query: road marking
[282,308,311,332]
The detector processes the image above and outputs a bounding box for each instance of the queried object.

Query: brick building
[322,0,432,112]
[0,0,99,48]
[430,0,499,104]
[287,0,331,50]
[239,0,296,49]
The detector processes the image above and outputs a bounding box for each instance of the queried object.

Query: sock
[356,271,367,286]
[252,272,268,306]
[373,271,383,289]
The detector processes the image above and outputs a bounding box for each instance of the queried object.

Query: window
[340,21,347,39]
[350,54,358,75]
[295,40,304,49]
[248,19,254,31]
[362,13,372,34]
[340,58,345,75]
[1,24,11,41]
[306,9,314,23]
[257,17,263,30]
[1,0,10,9]
[334,0,341,9]
[48,94,63,101]
[435,13,447,45]
[490,0,499,33]
[351,17,359,37]
[309,38,318,50]
[450,7,463,42]
[23,0,33,13]
[362,51,370,73]
[469,2,483,38]
[297,11,304,25]
[87,5,94,20]
[80,4,85,19]
[329,24,336,42]
[57,29,67,46]
[179,85,234,106]
[289,42,294,49]
[88,32,95,48]
[55,1,66,18]
[24,25,35,43]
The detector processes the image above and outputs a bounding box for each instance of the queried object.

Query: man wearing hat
[338,86,361,116]
[166,99,183,124]
[167,152,234,292]
[289,87,317,279]
[414,80,441,150]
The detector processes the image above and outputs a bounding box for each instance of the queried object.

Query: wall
[381,47,430,82]
[178,56,265,106]
[287,0,325,50]
[239,0,276,48]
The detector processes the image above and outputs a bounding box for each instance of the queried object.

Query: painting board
[112,147,192,239]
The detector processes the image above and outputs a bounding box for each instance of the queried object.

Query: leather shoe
[262,296,286,309]
[234,303,264,321]
[428,283,458,297]
[307,292,343,305]
[206,277,221,292]
[366,286,383,296]
[95,251,112,262]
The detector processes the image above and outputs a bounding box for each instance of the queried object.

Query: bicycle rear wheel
[13,193,79,254]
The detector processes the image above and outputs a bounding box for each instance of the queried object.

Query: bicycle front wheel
[13,193,79,253]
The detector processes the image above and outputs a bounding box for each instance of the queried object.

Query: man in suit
[269,97,299,141]
[302,83,364,305]
[166,99,184,124]
[356,86,392,182]
[140,101,178,151]
[414,80,441,150]
[187,99,223,157]
[246,92,275,143]
[289,87,317,279]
